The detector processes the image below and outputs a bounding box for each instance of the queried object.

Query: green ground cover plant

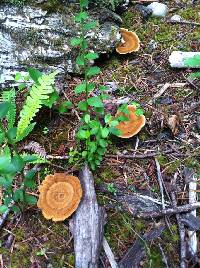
[0,69,57,213]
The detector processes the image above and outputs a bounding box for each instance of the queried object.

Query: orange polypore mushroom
[115,105,145,138]
[116,28,140,54]
[37,173,82,221]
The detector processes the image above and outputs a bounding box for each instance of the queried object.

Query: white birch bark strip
[169,51,200,68]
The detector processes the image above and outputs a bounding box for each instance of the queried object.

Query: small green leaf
[22,154,39,163]
[80,0,88,8]
[99,139,107,148]
[24,194,37,205]
[99,85,108,91]
[117,116,129,122]
[14,189,24,202]
[109,120,119,127]
[109,127,121,136]
[28,68,42,84]
[88,141,97,153]
[42,91,59,108]
[104,114,112,124]
[131,101,140,108]
[75,83,86,94]
[84,114,90,123]
[25,169,37,180]
[86,66,100,77]
[0,133,5,144]
[100,94,109,100]
[97,147,106,155]
[74,11,88,22]
[0,205,8,214]
[7,127,17,141]
[87,97,103,108]
[15,73,22,81]
[24,179,36,189]
[101,127,109,138]
[82,151,87,157]
[0,102,10,118]
[77,129,90,140]
[135,108,144,116]
[76,55,85,66]
[11,155,24,172]
[11,205,20,213]
[59,101,73,114]
[87,83,96,92]
[83,21,97,31]
[18,83,26,91]
[78,101,88,111]
[71,38,82,46]
[118,104,129,114]
[85,52,99,60]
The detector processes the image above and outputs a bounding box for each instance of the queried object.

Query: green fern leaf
[1,89,16,128]
[16,71,57,141]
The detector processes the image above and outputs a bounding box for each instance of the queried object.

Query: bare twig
[158,243,169,268]
[155,158,165,209]
[149,83,170,105]
[169,20,200,27]
[102,237,118,268]
[0,210,9,230]
[135,202,200,219]
[171,173,186,268]
[107,149,186,160]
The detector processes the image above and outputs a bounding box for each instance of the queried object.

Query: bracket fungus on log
[116,28,140,54]
[37,173,82,221]
[115,105,145,138]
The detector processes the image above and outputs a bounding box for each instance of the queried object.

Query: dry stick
[102,237,119,268]
[107,150,185,160]
[132,202,200,219]
[158,243,169,268]
[188,172,197,258]
[169,20,200,27]
[155,158,165,209]
[148,83,171,105]
[171,173,186,268]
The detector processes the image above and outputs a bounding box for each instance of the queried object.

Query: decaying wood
[102,237,119,268]
[119,225,166,268]
[139,203,200,219]
[155,158,166,209]
[70,165,105,268]
[171,173,186,268]
[99,183,200,219]
[185,168,198,258]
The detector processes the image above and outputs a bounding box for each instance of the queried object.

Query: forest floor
[0,1,200,267]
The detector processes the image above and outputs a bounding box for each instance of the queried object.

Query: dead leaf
[168,114,179,135]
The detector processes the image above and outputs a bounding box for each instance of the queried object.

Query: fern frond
[1,89,16,128]
[16,71,57,141]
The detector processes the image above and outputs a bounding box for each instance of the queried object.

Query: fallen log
[119,225,166,268]
[70,165,105,268]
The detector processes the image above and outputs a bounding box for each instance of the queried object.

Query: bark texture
[70,165,105,268]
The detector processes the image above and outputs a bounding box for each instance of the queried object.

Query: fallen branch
[106,149,186,160]
[69,165,105,268]
[138,203,200,219]
[185,168,198,258]
[119,225,165,268]
[155,158,165,209]
[171,173,186,268]
[102,237,118,268]
[169,20,200,27]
